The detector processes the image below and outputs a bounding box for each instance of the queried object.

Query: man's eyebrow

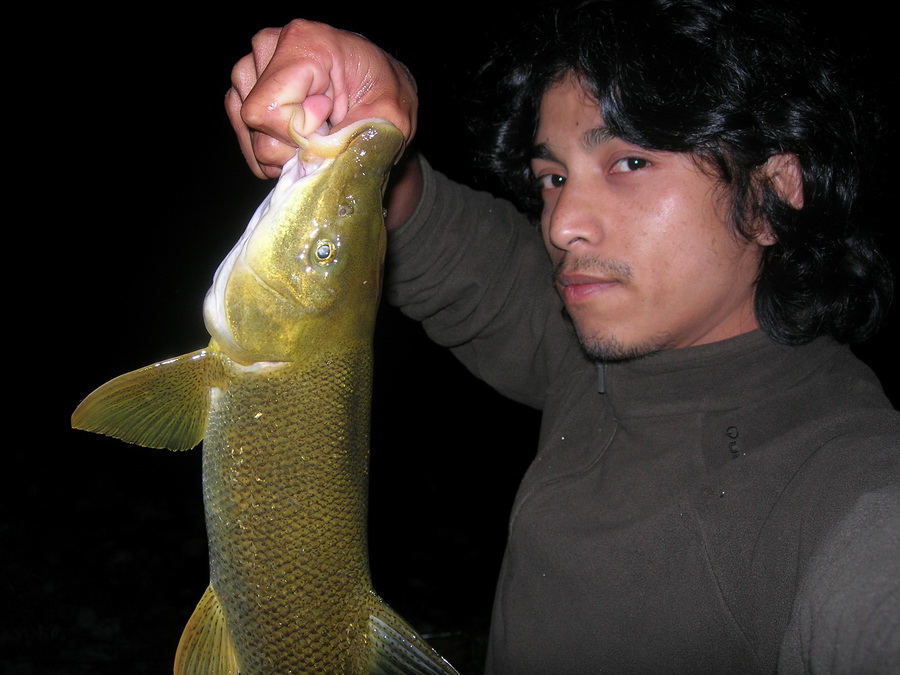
[531,125,617,161]
[531,142,555,161]
[583,125,616,149]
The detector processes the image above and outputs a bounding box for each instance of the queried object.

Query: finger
[228,37,315,176]
[291,94,335,137]
[248,27,282,78]
[229,51,262,101]
[225,87,267,179]
[252,130,297,177]
[241,56,337,144]
[319,51,418,141]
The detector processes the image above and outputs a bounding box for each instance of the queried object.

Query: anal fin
[174,585,239,675]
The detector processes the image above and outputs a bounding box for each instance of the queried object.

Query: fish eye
[314,239,336,265]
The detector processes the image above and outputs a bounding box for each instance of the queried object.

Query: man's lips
[556,273,620,303]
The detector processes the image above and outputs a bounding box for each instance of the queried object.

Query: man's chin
[578,331,667,363]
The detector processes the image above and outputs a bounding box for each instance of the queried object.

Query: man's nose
[545,181,604,253]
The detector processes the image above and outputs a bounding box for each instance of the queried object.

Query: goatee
[577,330,664,363]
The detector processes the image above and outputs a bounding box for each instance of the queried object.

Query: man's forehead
[534,76,618,158]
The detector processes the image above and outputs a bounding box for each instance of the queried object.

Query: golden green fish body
[205,346,373,672]
[73,120,459,674]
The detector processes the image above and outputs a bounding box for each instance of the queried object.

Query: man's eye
[612,157,649,172]
[537,173,566,189]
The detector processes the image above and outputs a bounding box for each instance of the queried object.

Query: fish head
[204,119,404,365]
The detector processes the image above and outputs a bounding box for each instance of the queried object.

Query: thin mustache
[552,257,633,286]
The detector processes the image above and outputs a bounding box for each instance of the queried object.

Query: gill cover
[203,120,404,365]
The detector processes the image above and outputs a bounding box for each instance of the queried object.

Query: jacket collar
[599,331,844,418]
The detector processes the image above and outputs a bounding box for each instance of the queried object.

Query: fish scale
[205,353,373,673]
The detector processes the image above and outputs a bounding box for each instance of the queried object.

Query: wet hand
[226,19,418,179]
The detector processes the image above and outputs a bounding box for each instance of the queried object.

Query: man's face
[531,75,770,361]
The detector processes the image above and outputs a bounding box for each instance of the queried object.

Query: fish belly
[204,348,373,673]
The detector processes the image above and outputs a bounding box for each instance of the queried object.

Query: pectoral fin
[71,348,215,450]
[174,585,239,675]
[368,596,459,674]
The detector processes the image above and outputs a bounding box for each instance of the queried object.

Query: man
[226,1,899,671]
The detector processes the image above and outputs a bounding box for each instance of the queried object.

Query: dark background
[6,3,897,673]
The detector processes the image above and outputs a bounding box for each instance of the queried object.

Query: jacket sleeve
[384,158,576,409]
[778,485,900,673]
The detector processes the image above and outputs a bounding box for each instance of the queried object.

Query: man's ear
[764,153,804,210]
[753,153,803,246]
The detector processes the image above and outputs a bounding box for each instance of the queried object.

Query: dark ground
[6,3,898,674]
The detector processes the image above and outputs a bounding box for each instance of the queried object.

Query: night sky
[9,3,897,673]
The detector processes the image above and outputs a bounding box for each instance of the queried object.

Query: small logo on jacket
[726,426,741,458]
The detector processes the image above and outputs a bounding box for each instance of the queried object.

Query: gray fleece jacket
[386,160,900,673]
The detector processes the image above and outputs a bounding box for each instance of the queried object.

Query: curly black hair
[471,0,892,344]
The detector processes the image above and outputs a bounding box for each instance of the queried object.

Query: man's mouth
[556,273,620,303]
[553,254,634,303]
[556,272,618,287]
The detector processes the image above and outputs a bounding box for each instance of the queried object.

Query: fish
[71,118,460,674]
